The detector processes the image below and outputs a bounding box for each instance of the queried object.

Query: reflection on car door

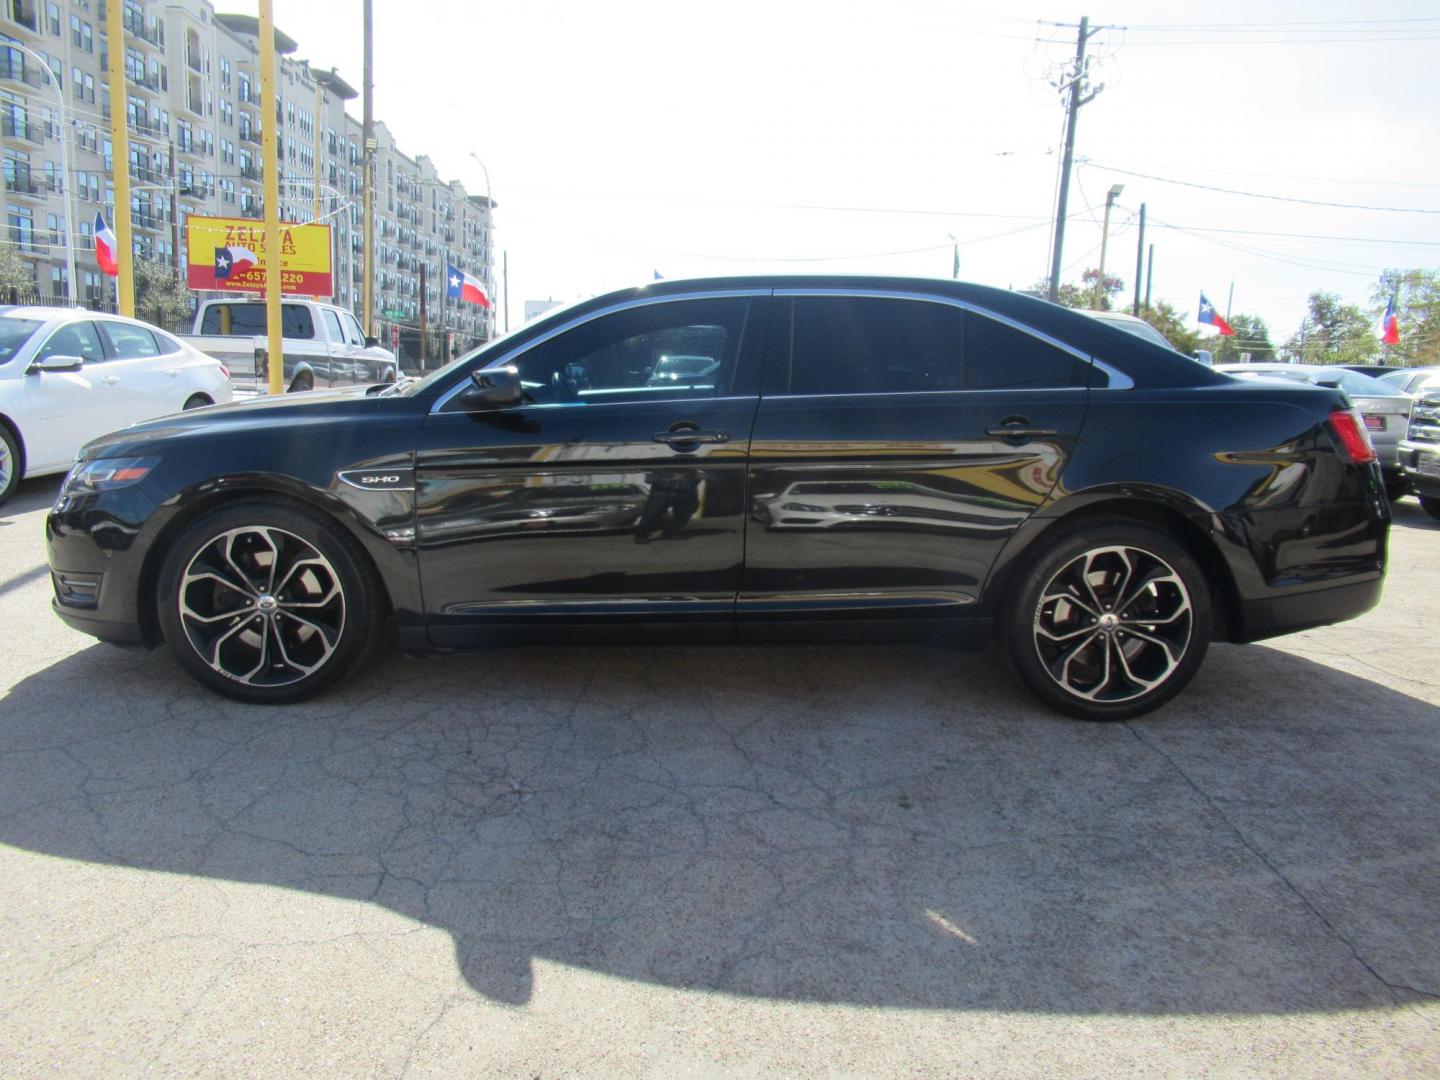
[21,320,123,471]
[102,323,191,421]
[739,292,1091,639]
[321,308,353,386]
[415,293,770,645]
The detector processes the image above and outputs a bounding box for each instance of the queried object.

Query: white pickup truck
[178,298,399,393]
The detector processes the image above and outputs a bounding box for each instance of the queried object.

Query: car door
[738,290,1091,639]
[20,319,122,471]
[321,308,353,384]
[103,324,194,420]
[415,291,769,646]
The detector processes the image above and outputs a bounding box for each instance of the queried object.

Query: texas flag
[214,245,257,280]
[1380,295,1400,346]
[1197,292,1235,337]
[446,262,491,308]
[94,213,118,277]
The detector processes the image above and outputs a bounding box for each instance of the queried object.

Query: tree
[0,245,35,301]
[1032,268,1125,311]
[1138,300,1201,356]
[1280,292,1377,366]
[1372,268,1440,368]
[1208,314,1273,364]
[132,259,194,331]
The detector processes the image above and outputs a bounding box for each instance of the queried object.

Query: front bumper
[1399,440,1440,497]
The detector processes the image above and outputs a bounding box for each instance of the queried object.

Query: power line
[1093,164,1440,214]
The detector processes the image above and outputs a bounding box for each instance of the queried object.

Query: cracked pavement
[1,475,1438,1077]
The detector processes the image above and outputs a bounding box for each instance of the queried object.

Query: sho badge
[338,468,415,492]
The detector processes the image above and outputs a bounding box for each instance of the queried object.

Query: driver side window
[509,298,751,406]
[36,321,105,365]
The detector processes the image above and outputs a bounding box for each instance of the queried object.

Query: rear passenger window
[99,322,160,359]
[966,314,1089,390]
[280,304,316,340]
[787,297,964,395]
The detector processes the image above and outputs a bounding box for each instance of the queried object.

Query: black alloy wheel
[1005,520,1213,721]
[157,500,382,703]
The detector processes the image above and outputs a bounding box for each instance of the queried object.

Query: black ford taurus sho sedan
[46,277,1389,719]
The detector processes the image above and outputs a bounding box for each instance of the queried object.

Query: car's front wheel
[0,425,19,506]
[157,500,382,703]
[1005,520,1212,721]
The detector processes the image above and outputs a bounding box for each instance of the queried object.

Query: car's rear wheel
[157,501,382,703]
[289,372,314,394]
[1005,520,1212,721]
[182,393,212,411]
[0,425,19,507]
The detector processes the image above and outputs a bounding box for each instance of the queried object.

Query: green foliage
[1372,268,1440,368]
[1209,313,1273,364]
[1280,292,1378,366]
[1138,300,1201,356]
[132,259,194,331]
[1035,269,1126,311]
[0,246,35,297]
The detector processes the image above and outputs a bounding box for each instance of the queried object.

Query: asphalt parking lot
[1,473,1437,1077]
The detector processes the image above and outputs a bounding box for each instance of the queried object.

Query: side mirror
[459,364,523,410]
[27,353,84,374]
[364,335,380,348]
[1192,349,1214,366]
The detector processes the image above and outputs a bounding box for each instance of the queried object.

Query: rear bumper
[1399,440,1440,498]
[1233,574,1384,643]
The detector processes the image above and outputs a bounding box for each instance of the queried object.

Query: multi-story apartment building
[1,0,494,356]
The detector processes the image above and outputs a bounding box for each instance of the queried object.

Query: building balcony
[186,48,202,74]
[239,204,263,220]
[240,130,262,147]
[131,212,164,232]
[1,116,44,144]
[239,163,262,181]
[124,12,163,47]
[0,59,45,89]
[129,165,162,186]
[3,174,43,198]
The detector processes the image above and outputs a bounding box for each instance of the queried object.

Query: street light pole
[12,43,79,304]
[1094,183,1123,309]
[467,151,494,336]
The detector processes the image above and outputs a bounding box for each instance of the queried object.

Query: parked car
[1343,364,1405,379]
[0,305,232,506]
[1215,364,1411,498]
[1375,367,1440,396]
[1079,309,1213,365]
[47,277,1389,720]
[1398,384,1440,520]
[179,298,399,393]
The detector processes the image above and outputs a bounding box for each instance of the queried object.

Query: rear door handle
[102,375,121,386]
[652,430,730,445]
[986,416,1056,439]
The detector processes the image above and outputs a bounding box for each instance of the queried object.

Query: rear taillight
[219,364,230,378]
[1328,409,1377,465]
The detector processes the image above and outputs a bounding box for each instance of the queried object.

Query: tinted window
[199,303,315,340]
[37,321,105,364]
[153,330,182,355]
[507,298,750,406]
[966,313,1089,390]
[98,321,159,359]
[342,313,367,347]
[787,297,964,395]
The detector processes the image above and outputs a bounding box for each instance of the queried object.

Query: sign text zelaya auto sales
[185,215,333,297]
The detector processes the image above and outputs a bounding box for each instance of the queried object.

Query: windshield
[0,316,46,365]
[393,294,594,397]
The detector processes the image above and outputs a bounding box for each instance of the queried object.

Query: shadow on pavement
[2,628,1438,1015]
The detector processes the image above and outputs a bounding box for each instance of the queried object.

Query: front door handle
[652,429,730,446]
[102,375,121,386]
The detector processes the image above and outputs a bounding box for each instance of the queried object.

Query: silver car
[1217,364,1412,497]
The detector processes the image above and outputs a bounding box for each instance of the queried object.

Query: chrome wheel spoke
[177,525,346,688]
[1033,544,1193,705]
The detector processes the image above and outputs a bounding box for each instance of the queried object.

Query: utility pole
[1225,281,1235,322]
[418,260,427,370]
[502,250,509,333]
[105,0,134,315]
[362,0,375,336]
[1046,15,1104,303]
[1093,183,1123,308]
[259,0,283,396]
[1144,243,1153,309]
[1132,202,1146,315]
[168,141,181,279]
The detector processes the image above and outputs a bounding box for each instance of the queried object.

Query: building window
[46,2,60,36]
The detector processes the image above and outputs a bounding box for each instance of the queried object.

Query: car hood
[79,384,398,460]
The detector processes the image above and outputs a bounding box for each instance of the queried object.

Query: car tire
[1004,519,1213,721]
[1420,496,1440,522]
[289,372,314,394]
[182,394,213,411]
[156,499,383,704]
[0,424,19,507]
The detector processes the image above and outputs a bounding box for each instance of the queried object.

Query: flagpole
[439,248,448,365]
[104,0,134,316]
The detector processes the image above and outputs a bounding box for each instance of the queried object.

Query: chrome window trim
[1091,359,1135,390]
[431,289,771,414]
[767,387,1087,402]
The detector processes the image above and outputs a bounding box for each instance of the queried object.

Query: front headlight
[60,457,158,496]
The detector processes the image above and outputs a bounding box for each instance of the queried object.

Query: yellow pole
[105,0,133,316]
[259,0,284,396]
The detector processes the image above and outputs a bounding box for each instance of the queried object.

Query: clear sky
[228,0,1440,345]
